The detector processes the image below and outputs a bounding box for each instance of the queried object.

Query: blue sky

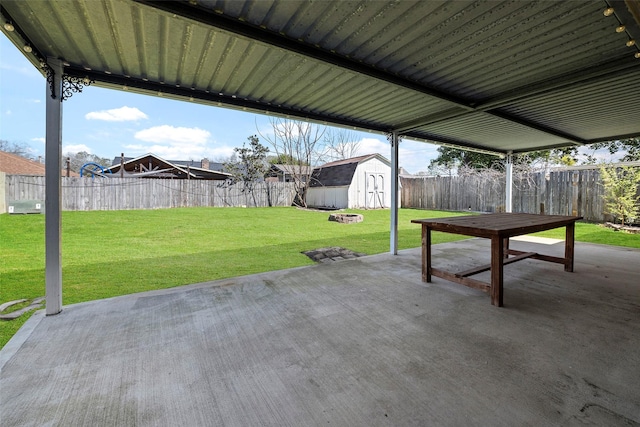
[0,34,441,174]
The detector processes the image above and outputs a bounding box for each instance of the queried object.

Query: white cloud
[5,110,11,115]
[399,139,440,174]
[31,137,45,144]
[354,137,389,157]
[0,63,41,78]
[63,144,91,154]
[85,106,148,122]
[350,137,439,175]
[132,145,236,162]
[135,125,210,144]
[124,125,215,160]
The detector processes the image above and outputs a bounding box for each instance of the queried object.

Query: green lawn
[0,207,468,348]
[1,207,638,349]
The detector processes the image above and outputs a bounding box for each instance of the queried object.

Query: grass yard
[1,207,638,349]
[0,207,469,348]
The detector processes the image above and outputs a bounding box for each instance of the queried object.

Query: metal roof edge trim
[65,67,392,133]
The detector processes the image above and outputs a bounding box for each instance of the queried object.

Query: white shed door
[365,172,386,209]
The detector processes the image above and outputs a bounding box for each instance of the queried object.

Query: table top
[411,213,582,238]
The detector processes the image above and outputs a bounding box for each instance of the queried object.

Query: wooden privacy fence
[401,168,638,223]
[5,176,297,211]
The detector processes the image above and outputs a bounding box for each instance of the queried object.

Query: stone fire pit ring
[328,213,363,224]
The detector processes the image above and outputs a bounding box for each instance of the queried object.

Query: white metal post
[505,152,513,213]
[390,131,399,254]
[45,58,63,315]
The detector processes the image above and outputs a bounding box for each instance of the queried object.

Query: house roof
[310,153,389,187]
[112,156,225,172]
[269,164,314,176]
[105,153,231,180]
[1,1,639,157]
[0,151,79,176]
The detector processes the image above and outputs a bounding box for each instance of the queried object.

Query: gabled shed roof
[1,0,639,155]
[310,153,389,188]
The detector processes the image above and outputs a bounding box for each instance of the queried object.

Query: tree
[428,146,581,175]
[224,135,269,206]
[428,146,502,171]
[599,164,640,226]
[0,140,33,159]
[587,137,640,163]
[267,153,309,166]
[64,151,111,173]
[322,129,361,162]
[259,118,326,207]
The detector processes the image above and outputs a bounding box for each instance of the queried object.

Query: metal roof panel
[2,0,639,154]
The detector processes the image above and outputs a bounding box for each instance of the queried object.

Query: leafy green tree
[429,146,502,171]
[267,153,309,166]
[599,164,640,226]
[224,135,270,206]
[588,137,640,163]
[428,146,582,174]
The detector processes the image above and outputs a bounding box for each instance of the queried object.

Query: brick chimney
[201,158,210,169]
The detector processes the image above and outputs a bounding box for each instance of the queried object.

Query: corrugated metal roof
[1,0,639,155]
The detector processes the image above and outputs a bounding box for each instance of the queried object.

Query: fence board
[4,176,296,211]
[401,168,639,223]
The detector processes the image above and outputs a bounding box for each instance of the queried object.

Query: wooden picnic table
[411,213,582,307]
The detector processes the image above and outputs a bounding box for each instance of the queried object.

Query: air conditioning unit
[8,200,45,214]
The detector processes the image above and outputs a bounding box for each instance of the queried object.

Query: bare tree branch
[258,118,327,207]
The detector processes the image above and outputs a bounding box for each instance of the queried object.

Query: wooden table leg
[491,236,504,307]
[422,225,432,282]
[503,237,509,259]
[565,222,575,272]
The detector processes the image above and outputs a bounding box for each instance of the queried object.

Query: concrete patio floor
[1,239,639,426]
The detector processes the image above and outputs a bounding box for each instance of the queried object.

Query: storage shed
[307,154,395,209]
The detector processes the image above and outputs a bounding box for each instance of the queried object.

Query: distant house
[0,151,79,177]
[306,153,396,209]
[106,154,231,180]
[266,164,314,183]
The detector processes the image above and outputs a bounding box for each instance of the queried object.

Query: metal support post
[505,152,513,213]
[45,58,64,315]
[390,131,400,254]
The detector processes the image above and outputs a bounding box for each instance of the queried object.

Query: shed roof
[1,1,639,155]
[310,153,389,188]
